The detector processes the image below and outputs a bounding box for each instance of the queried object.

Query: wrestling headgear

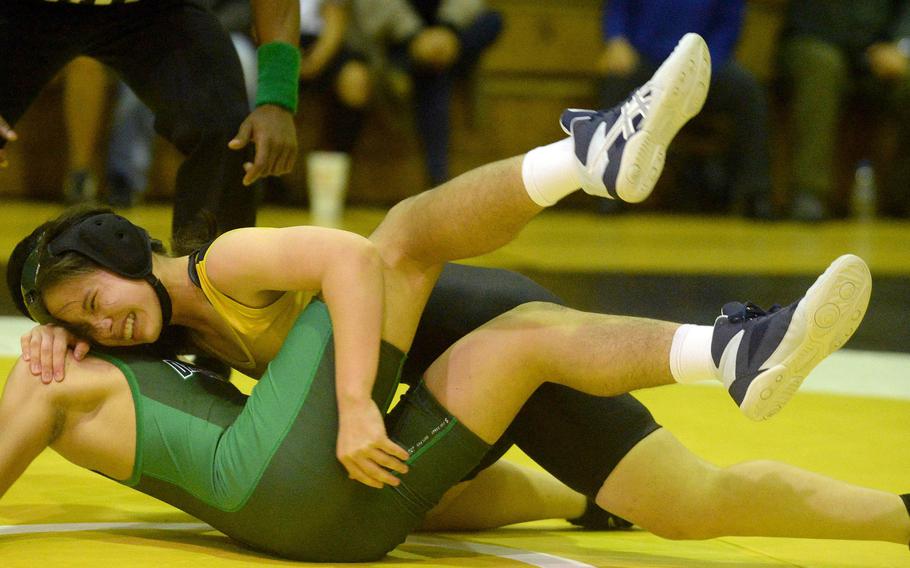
[11,212,172,328]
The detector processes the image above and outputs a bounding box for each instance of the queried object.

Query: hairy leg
[370,156,544,268]
[368,157,544,353]
[598,429,910,544]
[423,302,678,443]
[406,265,635,532]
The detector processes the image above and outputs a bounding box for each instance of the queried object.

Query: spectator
[599,0,774,219]
[350,0,502,186]
[298,0,372,225]
[780,0,910,221]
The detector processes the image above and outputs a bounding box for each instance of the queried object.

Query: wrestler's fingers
[357,455,401,487]
[72,339,91,361]
[27,332,43,374]
[52,331,69,382]
[380,438,411,462]
[369,447,409,475]
[39,333,55,384]
[20,333,32,363]
[342,458,384,489]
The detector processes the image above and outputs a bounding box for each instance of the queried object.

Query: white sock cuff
[521,138,580,207]
[669,324,717,384]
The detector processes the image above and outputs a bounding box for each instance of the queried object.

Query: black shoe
[568,500,633,530]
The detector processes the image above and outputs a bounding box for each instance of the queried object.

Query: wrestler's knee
[451,302,569,375]
[485,301,570,335]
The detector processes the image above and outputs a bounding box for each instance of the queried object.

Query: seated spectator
[779,0,910,221]
[599,0,774,219]
[298,0,372,226]
[350,0,502,186]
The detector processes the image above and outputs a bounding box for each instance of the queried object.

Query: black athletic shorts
[405,263,662,497]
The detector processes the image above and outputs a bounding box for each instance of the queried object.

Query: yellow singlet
[193,255,315,377]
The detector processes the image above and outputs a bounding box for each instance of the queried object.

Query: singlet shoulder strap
[187,241,214,289]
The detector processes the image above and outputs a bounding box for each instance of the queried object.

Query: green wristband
[255,41,301,113]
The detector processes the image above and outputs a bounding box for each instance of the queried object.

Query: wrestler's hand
[20,324,91,384]
[0,114,18,168]
[337,399,410,488]
[228,104,298,186]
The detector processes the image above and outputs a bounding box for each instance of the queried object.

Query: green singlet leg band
[256,41,301,114]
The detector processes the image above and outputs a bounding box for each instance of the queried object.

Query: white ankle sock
[521,138,581,206]
[669,324,717,384]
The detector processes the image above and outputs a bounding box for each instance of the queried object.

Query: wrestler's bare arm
[0,358,59,499]
[0,355,136,497]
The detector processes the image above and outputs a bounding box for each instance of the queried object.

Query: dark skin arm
[228,0,301,186]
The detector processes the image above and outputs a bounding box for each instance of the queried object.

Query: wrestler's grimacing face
[43,270,163,346]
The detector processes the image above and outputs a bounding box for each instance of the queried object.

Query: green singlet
[97,301,490,562]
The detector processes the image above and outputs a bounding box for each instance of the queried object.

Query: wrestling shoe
[560,33,711,203]
[713,254,872,421]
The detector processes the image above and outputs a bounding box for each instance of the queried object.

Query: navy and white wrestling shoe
[713,254,872,421]
[559,33,711,203]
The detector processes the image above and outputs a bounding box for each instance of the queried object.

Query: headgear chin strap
[20,213,172,328]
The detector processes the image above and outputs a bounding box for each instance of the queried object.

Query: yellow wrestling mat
[1,355,909,567]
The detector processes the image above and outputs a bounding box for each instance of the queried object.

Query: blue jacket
[603,0,744,66]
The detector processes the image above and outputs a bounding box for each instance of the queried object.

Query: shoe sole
[740,254,872,421]
[615,33,711,203]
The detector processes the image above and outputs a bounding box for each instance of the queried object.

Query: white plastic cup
[307,151,351,226]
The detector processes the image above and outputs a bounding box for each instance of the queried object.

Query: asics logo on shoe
[579,87,653,177]
[617,88,652,139]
